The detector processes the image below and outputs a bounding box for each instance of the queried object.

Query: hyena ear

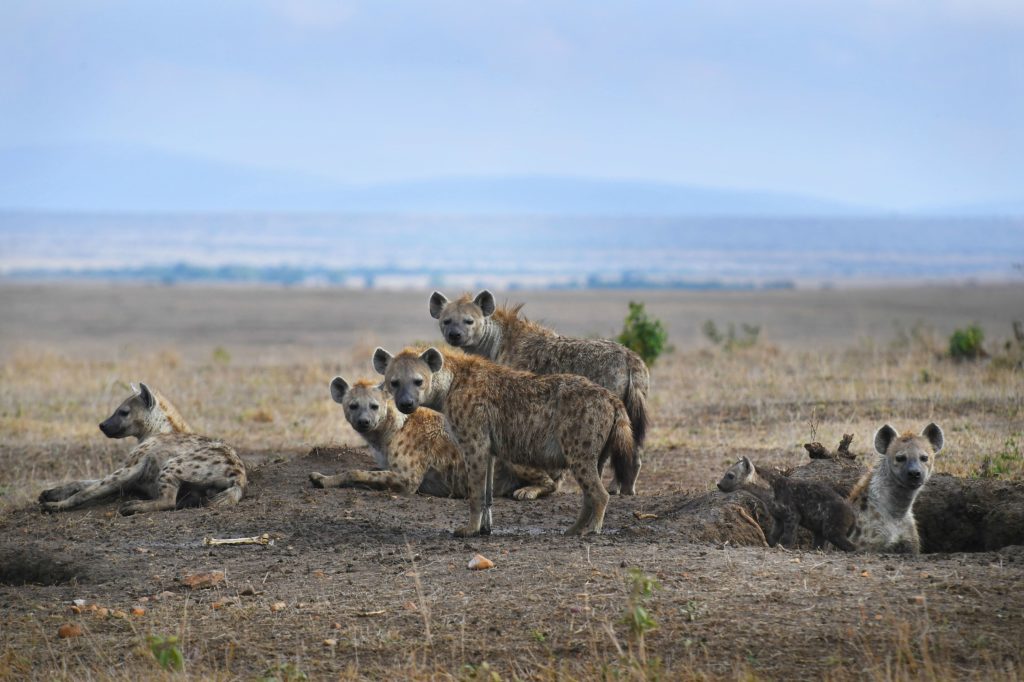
[429,291,449,320]
[372,348,393,376]
[474,290,496,317]
[740,456,752,471]
[922,423,944,453]
[421,347,444,373]
[329,377,350,404]
[874,424,898,455]
[138,382,156,410]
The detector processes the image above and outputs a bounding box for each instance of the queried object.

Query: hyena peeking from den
[309,377,563,500]
[847,423,943,554]
[429,290,649,495]
[374,346,637,537]
[717,456,856,551]
[39,383,247,514]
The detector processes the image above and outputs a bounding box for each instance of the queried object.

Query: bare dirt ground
[1,283,1023,680]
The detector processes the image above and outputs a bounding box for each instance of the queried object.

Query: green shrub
[618,301,668,366]
[147,634,184,672]
[949,324,985,360]
[702,320,760,351]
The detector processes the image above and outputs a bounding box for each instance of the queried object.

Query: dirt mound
[0,545,96,586]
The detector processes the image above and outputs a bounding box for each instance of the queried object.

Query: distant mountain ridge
[0,144,868,215]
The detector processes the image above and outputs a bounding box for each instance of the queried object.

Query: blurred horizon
[2,1,1023,214]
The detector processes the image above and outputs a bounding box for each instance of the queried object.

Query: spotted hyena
[309,377,563,500]
[374,346,636,536]
[429,290,649,495]
[717,456,856,551]
[39,383,247,514]
[846,423,942,554]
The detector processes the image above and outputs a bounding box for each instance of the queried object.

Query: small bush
[618,302,668,366]
[949,324,986,360]
[979,434,1023,479]
[702,320,760,351]
[147,634,183,672]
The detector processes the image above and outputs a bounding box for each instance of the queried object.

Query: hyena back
[846,423,942,554]
[309,378,562,499]
[718,456,856,551]
[430,290,648,494]
[374,346,636,536]
[39,383,247,514]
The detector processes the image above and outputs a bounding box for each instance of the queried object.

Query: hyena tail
[209,483,245,508]
[602,403,639,496]
[623,369,649,450]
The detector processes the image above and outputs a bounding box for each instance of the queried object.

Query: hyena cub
[717,456,856,551]
[309,378,562,500]
[429,290,649,495]
[39,383,246,514]
[846,423,942,554]
[374,346,637,536]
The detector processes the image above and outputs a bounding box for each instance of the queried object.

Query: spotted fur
[846,424,943,554]
[430,290,649,494]
[310,378,562,499]
[718,456,856,551]
[39,383,247,514]
[374,345,636,536]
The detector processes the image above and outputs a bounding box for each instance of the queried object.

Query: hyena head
[330,377,388,434]
[429,290,495,348]
[873,423,943,489]
[99,383,161,440]
[717,456,754,492]
[373,347,444,414]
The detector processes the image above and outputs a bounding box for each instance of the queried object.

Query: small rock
[111,610,128,619]
[95,607,109,618]
[72,599,87,607]
[270,601,287,612]
[330,622,342,630]
[323,638,338,647]
[57,623,83,639]
[467,554,495,570]
[179,571,225,590]
[130,607,146,616]
[860,570,870,578]
[67,605,82,615]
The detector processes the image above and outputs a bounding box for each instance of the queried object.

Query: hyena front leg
[310,467,422,494]
[120,467,181,515]
[39,479,98,503]
[40,459,154,512]
[453,429,490,538]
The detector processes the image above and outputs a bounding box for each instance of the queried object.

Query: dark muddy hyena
[429,290,648,495]
[309,377,562,499]
[846,423,942,554]
[718,456,856,551]
[374,346,636,536]
[39,383,246,514]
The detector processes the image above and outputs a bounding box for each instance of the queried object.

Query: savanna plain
[1,283,1022,681]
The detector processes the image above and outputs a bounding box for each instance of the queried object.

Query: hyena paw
[39,500,61,513]
[309,472,327,488]
[453,525,480,538]
[606,481,621,495]
[119,501,145,516]
[512,486,541,501]
[38,488,62,503]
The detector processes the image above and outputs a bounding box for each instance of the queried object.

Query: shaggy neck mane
[154,392,193,434]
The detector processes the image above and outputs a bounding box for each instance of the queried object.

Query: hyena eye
[920,455,928,462]
[895,455,906,463]
[413,378,424,387]
[390,380,399,388]
[442,319,451,325]
[464,318,474,325]
[349,403,359,410]
[726,473,734,480]
[370,404,379,411]
[119,408,130,416]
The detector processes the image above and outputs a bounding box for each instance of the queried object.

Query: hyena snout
[99,418,123,438]
[354,416,372,432]
[446,329,465,345]
[396,397,417,414]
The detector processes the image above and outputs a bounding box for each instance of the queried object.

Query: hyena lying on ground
[39,383,247,514]
[309,377,563,499]
[846,423,942,554]
[717,456,856,551]
[374,346,637,536]
[429,290,648,495]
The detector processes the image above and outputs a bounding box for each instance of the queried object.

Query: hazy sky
[2,0,1022,211]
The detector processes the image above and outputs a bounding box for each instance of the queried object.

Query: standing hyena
[717,456,856,551]
[373,346,637,536]
[309,377,563,499]
[846,423,942,554]
[39,383,247,514]
[429,290,649,495]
